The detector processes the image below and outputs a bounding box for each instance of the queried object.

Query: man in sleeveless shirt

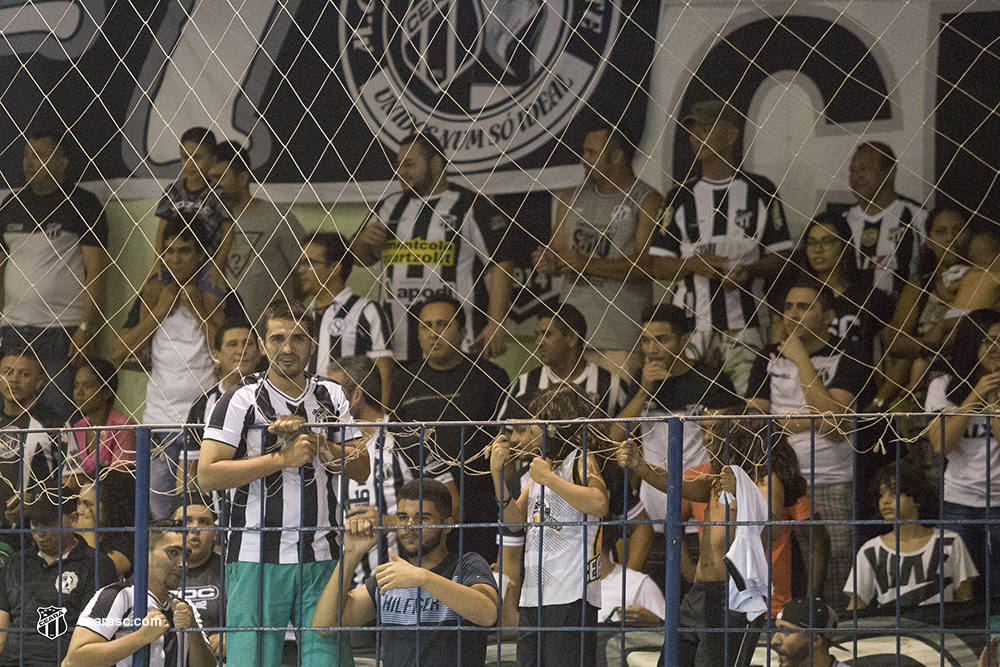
[114,219,224,518]
[535,123,661,377]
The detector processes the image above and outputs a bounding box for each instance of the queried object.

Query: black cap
[777,598,841,646]
[24,487,78,526]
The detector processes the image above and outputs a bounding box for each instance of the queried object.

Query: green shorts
[225,560,353,667]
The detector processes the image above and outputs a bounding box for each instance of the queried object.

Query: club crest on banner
[341,0,620,173]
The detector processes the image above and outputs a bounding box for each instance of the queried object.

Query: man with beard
[312,478,499,667]
[534,123,661,375]
[770,598,846,667]
[352,132,514,362]
[198,299,367,667]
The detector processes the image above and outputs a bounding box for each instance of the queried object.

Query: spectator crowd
[0,101,996,667]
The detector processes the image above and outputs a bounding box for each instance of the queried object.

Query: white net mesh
[0,0,996,533]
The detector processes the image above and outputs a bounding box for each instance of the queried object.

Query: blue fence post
[663,417,683,666]
[132,426,152,667]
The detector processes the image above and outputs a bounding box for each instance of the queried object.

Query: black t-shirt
[390,357,509,560]
[390,356,508,479]
[364,551,498,667]
[0,535,118,667]
[171,551,222,632]
[635,361,741,414]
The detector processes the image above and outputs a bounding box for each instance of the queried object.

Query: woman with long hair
[926,308,1000,602]
[66,358,136,477]
[876,208,972,410]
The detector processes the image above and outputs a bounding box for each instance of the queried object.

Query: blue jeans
[941,500,1000,602]
[149,429,183,519]
[0,325,75,425]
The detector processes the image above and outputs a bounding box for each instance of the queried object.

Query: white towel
[719,465,771,620]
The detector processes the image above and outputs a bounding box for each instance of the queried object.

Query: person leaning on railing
[489,383,609,667]
[63,519,215,667]
[311,478,499,667]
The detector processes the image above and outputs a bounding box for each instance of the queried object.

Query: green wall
[104,199,536,420]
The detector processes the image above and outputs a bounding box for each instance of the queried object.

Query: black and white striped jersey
[498,362,628,422]
[368,184,510,363]
[334,424,411,588]
[0,413,58,496]
[308,287,392,375]
[845,198,928,296]
[203,372,362,564]
[181,381,226,463]
[651,173,792,332]
[76,583,206,667]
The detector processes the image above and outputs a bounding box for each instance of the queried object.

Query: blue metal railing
[0,413,996,667]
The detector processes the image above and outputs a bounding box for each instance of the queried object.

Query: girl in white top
[489,383,609,667]
[926,309,1000,602]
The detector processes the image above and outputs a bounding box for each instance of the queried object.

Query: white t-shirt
[925,375,1000,507]
[747,341,865,485]
[143,305,215,426]
[598,563,665,623]
[520,452,602,608]
[844,529,978,608]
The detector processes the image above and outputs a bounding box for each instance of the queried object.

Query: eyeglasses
[296,257,330,269]
[806,236,841,250]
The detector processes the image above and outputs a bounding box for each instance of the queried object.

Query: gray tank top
[559,180,655,350]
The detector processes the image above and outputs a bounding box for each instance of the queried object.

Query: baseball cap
[777,597,842,646]
[24,487,78,526]
[681,100,741,130]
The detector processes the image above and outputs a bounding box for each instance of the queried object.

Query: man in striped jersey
[498,302,627,421]
[197,300,368,667]
[327,355,433,589]
[651,100,792,396]
[845,141,928,297]
[178,319,261,492]
[352,132,514,363]
[299,232,393,406]
[64,519,215,667]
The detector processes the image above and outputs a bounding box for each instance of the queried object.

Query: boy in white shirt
[845,461,976,610]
